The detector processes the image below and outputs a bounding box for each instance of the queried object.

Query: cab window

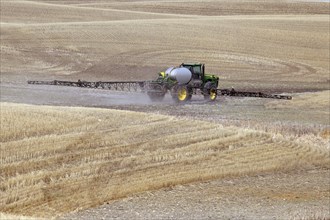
[193,66,201,75]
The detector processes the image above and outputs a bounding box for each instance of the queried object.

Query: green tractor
[147,63,219,102]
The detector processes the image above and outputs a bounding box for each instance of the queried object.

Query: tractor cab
[181,62,219,88]
[180,63,205,80]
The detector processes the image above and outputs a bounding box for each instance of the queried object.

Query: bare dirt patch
[60,170,330,220]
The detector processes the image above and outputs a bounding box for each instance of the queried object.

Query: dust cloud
[0,82,174,107]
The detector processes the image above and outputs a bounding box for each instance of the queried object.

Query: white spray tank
[165,67,192,84]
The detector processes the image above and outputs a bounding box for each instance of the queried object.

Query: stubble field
[0,0,329,219]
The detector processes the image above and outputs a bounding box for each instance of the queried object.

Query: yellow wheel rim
[210,89,217,100]
[178,88,187,101]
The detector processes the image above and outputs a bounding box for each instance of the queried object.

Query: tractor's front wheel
[203,82,217,101]
[171,85,191,102]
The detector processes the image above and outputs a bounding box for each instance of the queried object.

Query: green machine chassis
[147,63,219,102]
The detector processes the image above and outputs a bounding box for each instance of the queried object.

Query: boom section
[27,80,148,92]
[219,89,292,100]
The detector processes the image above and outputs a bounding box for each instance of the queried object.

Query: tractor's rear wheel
[148,92,165,102]
[148,84,166,102]
[203,82,217,101]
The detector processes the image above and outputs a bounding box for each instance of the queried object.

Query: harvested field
[0,103,329,218]
[0,0,329,219]
[1,1,329,92]
[78,0,330,16]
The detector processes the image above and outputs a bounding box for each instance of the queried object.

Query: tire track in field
[76,1,329,16]
[101,48,319,81]
[1,0,185,24]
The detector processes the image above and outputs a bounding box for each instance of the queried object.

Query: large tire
[148,92,165,102]
[171,85,190,102]
[186,88,193,101]
[203,81,217,101]
[148,84,166,102]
